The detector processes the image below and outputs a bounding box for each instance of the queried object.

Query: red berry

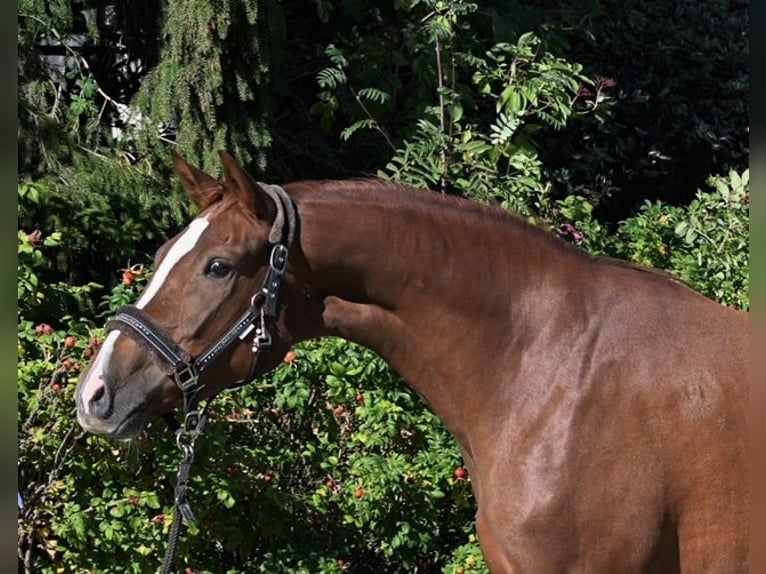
[89,337,100,347]
[83,347,94,358]
[333,405,346,418]
[355,393,365,405]
[153,514,166,524]
[454,467,468,480]
[128,496,140,506]
[51,382,64,394]
[283,350,298,364]
[354,486,365,499]
[27,230,42,246]
[64,336,76,349]
[35,323,54,336]
[61,359,75,371]
[122,269,136,286]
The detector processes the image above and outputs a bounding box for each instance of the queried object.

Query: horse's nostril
[88,382,112,418]
[90,383,105,403]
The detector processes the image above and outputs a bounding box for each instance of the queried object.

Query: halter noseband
[105,183,296,414]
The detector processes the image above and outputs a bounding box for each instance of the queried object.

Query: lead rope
[161,397,207,574]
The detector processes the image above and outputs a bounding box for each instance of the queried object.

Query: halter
[106,240,290,413]
[105,183,296,573]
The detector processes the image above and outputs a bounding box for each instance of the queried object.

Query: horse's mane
[285,178,692,290]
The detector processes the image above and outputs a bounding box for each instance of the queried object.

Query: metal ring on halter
[250,292,266,308]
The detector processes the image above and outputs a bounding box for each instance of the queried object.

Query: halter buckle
[269,243,289,275]
[174,363,200,393]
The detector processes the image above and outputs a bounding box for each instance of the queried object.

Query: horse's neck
[293,184,581,442]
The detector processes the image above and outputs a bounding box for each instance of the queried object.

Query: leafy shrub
[642,170,748,310]
[18,153,188,291]
[550,169,750,310]
[17,185,102,327]
[380,30,601,216]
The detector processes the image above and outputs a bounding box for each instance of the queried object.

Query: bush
[18,153,189,291]
[549,169,750,310]
[656,170,748,310]
[380,30,600,215]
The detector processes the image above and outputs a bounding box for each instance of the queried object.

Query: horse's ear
[218,151,276,221]
[172,151,224,211]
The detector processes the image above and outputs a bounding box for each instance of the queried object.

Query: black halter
[105,183,296,414]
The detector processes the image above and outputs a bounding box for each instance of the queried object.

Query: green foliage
[17,186,103,325]
[380,27,598,215]
[548,169,750,310]
[607,170,749,310]
[18,153,188,291]
[18,2,100,175]
[314,45,395,148]
[443,535,489,574]
[474,33,586,131]
[316,2,606,213]
[610,201,684,269]
[134,0,282,174]
[649,170,748,309]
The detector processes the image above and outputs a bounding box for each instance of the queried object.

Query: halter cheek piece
[102,184,296,573]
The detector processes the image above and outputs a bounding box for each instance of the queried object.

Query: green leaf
[715,179,730,200]
[358,87,390,104]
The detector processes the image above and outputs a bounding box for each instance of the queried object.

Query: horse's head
[75,152,318,438]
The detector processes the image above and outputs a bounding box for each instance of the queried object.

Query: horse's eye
[206,259,234,279]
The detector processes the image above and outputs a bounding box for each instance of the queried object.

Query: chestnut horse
[76,152,748,573]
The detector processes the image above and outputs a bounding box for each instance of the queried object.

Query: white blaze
[136,217,210,309]
[79,217,210,413]
[79,330,119,413]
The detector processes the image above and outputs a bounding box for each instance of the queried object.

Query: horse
[75,151,748,573]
